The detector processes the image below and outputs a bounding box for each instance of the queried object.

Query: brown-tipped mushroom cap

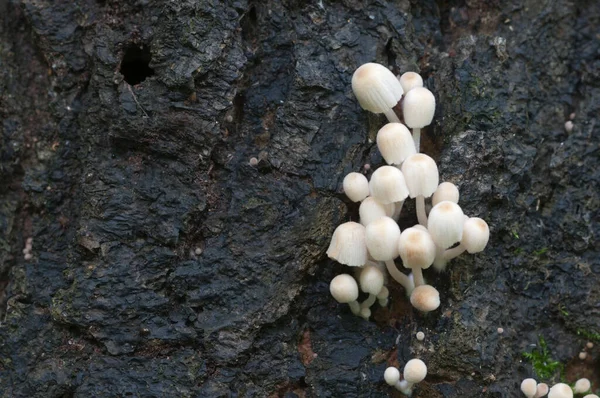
[376,123,416,165]
[428,201,465,249]
[461,217,490,253]
[399,72,423,93]
[403,359,427,383]
[410,285,440,312]
[343,172,370,202]
[326,222,367,266]
[398,227,436,269]
[329,274,359,303]
[352,63,403,114]
[432,182,460,206]
[403,87,436,128]
[369,166,409,204]
[401,153,439,198]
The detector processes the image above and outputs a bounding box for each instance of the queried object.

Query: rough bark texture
[0,0,598,397]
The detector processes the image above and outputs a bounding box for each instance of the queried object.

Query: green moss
[576,328,600,343]
[522,336,563,380]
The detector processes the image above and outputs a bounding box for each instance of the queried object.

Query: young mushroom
[343,172,370,202]
[535,383,549,398]
[548,383,573,398]
[427,201,465,271]
[398,71,423,94]
[401,154,439,226]
[402,87,436,152]
[329,274,360,315]
[521,378,537,398]
[384,367,403,390]
[376,123,416,166]
[410,284,440,312]
[574,378,591,394]
[398,358,427,395]
[359,197,395,226]
[352,63,404,123]
[443,217,490,262]
[326,222,368,266]
[369,165,410,205]
[398,227,436,287]
[432,182,460,206]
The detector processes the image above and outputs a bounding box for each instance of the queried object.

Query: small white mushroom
[369,166,409,204]
[343,172,370,202]
[416,331,425,341]
[583,395,599,398]
[432,182,459,206]
[574,378,591,394]
[410,284,440,312]
[534,383,549,398]
[428,201,465,249]
[376,123,416,165]
[398,227,436,287]
[384,366,402,389]
[548,383,573,398]
[352,63,404,123]
[399,72,423,94]
[443,217,490,261]
[359,197,394,226]
[401,153,439,226]
[329,274,360,315]
[398,358,427,395]
[326,222,367,266]
[521,378,537,398]
[359,265,384,295]
[402,87,436,152]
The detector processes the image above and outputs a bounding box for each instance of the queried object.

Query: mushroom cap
[403,87,436,128]
[369,165,409,204]
[461,217,490,253]
[398,227,436,269]
[329,274,359,303]
[403,358,427,383]
[376,123,416,165]
[536,384,549,397]
[520,378,537,398]
[352,63,404,113]
[416,331,425,341]
[583,395,599,398]
[359,265,385,295]
[343,172,370,202]
[384,367,400,386]
[365,216,401,261]
[326,222,367,266]
[428,201,465,249]
[399,72,423,93]
[548,383,573,398]
[574,378,591,394]
[401,153,439,198]
[432,182,460,206]
[359,197,394,226]
[410,285,440,312]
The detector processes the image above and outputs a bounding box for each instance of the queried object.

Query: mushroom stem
[416,195,427,226]
[411,267,425,287]
[377,286,389,307]
[432,245,448,272]
[412,128,421,152]
[443,243,466,261]
[361,294,377,309]
[348,300,361,315]
[385,260,414,294]
[397,380,414,395]
[392,200,404,221]
[383,108,401,123]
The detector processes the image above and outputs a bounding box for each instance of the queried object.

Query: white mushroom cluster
[385,359,427,396]
[327,64,490,321]
[521,377,595,398]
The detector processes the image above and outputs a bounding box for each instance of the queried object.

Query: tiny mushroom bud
[579,351,587,360]
[574,378,591,394]
[564,120,574,133]
[352,63,404,123]
[432,182,460,206]
[399,71,423,93]
[343,172,370,202]
[369,165,409,204]
[461,217,490,253]
[402,87,436,152]
[401,153,439,226]
[376,123,416,165]
[327,222,367,266]
[521,378,537,398]
[428,201,465,249]
[384,367,401,386]
[548,383,573,398]
[398,358,427,394]
[330,274,361,316]
[359,265,385,295]
[536,383,549,398]
[416,331,425,341]
[410,284,440,312]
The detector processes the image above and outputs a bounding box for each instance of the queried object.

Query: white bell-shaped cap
[329,274,359,303]
[548,383,573,398]
[365,216,401,261]
[359,197,394,226]
[520,378,537,398]
[403,359,427,383]
[401,153,439,198]
[432,182,459,206]
[326,222,367,266]
[428,201,465,249]
[376,123,416,165]
[574,378,591,394]
[352,63,404,114]
[399,72,423,93]
[536,384,549,398]
[359,265,384,295]
[403,87,436,128]
[398,227,436,269]
[369,166,409,204]
[384,367,400,386]
[410,284,440,312]
[343,172,370,202]
[461,217,490,253]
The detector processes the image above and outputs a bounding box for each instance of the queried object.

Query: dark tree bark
[0,0,598,397]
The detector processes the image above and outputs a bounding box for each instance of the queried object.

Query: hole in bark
[120,44,154,85]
